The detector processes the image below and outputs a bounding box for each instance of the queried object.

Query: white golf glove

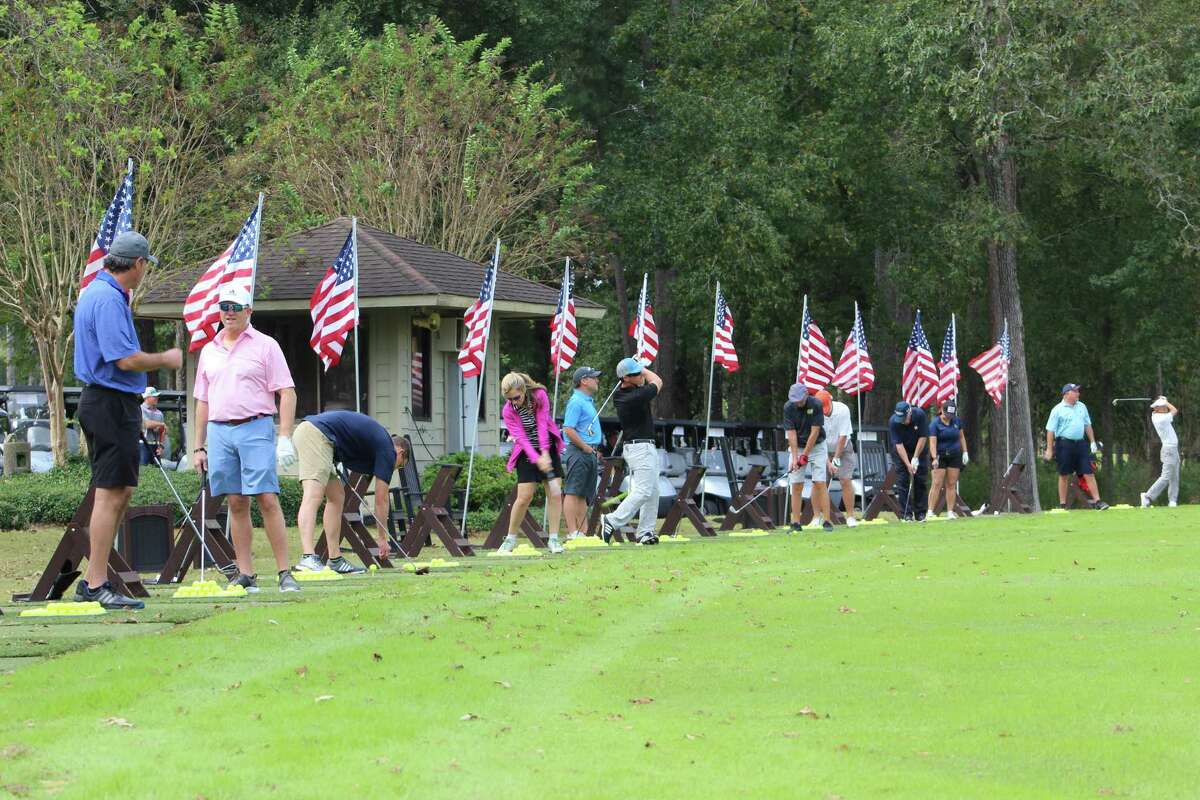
[910,456,919,471]
[276,435,297,468]
[1089,441,1099,455]
[962,452,969,465]
[831,456,842,470]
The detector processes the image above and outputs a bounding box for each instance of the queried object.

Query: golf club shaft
[337,466,415,564]
[1111,397,1153,406]
[730,467,796,514]
[142,436,218,571]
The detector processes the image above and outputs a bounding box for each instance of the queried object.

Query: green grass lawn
[1,508,1197,799]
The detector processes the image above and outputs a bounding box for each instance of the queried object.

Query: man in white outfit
[1141,397,1180,508]
[823,393,858,527]
[600,357,663,545]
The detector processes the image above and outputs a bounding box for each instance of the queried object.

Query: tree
[241,19,598,274]
[0,2,257,465]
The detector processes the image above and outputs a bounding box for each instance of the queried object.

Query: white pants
[607,442,660,536]
[1146,444,1180,505]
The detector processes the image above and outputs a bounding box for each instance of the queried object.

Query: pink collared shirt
[194,325,294,421]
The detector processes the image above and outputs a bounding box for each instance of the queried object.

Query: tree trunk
[611,254,633,357]
[983,133,1041,510]
[652,267,686,417]
[4,325,14,385]
[868,246,911,425]
[33,328,68,468]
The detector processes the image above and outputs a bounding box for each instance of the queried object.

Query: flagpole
[247,192,265,298]
[351,218,361,413]
[796,294,808,381]
[853,303,865,518]
[700,282,720,516]
[545,257,569,530]
[460,239,501,539]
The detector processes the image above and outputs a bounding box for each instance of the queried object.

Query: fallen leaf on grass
[797,707,821,719]
[1,745,29,759]
[782,731,801,739]
[267,619,278,625]
[373,653,383,662]
[495,680,512,689]
[630,697,654,705]
[103,717,134,728]
[460,713,479,722]
[606,714,624,721]
[644,740,654,748]
[2,784,30,798]
[226,682,241,691]
[295,666,308,678]
[315,695,334,703]
[838,606,856,614]
[685,733,703,740]
[1112,724,1133,733]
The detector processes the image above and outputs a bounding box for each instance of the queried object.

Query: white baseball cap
[217,283,253,307]
[142,386,159,399]
[1151,396,1169,409]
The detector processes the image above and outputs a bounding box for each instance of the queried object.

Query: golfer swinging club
[1141,396,1180,508]
[784,383,832,533]
[889,401,930,522]
[600,358,663,545]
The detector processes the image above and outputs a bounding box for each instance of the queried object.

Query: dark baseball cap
[109,231,159,266]
[1061,383,1081,394]
[573,366,601,385]
[893,400,911,416]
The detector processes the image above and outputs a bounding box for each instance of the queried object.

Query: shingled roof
[140,217,602,317]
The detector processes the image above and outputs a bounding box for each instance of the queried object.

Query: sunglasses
[218,302,248,312]
[505,392,525,403]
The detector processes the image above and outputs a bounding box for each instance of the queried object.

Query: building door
[445,352,463,452]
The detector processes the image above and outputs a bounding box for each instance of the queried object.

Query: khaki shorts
[294,420,336,485]
[833,445,856,482]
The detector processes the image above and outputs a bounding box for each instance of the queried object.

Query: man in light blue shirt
[561,366,603,539]
[1044,383,1107,510]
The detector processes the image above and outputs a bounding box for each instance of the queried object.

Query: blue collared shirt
[562,388,602,446]
[1046,400,1091,440]
[73,270,145,393]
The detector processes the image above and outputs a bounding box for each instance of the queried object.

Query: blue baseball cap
[616,357,643,378]
[893,401,911,416]
[1061,383,1080,394]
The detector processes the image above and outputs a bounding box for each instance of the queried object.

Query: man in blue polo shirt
[561,366,603,540]
[1045,383,1108,510]
[73,231,182,609]
[889,401,930,521]
[292,410,411,573]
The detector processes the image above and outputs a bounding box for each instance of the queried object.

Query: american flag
[550,258,578,374]
[968,319,1011,406]
[832,303,875,394]
[81,161,134,292]
[458,241,498,378]
[901,310,938,408]
[936,314,960,404]
[712,285,739,372]
[796,305,834,391]
[628,273,658,364]
[184,202,261,352]
[309,225,358,370]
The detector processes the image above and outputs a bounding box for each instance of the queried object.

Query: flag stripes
[183,202,261,352]
[309,226,358,370]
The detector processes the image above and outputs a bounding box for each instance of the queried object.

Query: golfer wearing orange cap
[819,390,858,527]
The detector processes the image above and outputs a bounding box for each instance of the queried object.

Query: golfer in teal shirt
[561,366,603,539]
[1044,383,1107,510]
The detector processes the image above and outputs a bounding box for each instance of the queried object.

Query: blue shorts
[207,415,280,496]
[1054,438,1092,477]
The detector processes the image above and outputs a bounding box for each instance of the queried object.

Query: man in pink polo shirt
[192,284,301,593]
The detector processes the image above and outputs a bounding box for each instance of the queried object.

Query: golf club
[901,464,917,521]
[141,435,222,573]
[1111,397,1153,406]
[582,380,622,438]
[336,465,416,565]
[730,466,797,514]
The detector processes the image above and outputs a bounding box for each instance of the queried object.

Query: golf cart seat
[662,450,688,490]
[701,448,726,476]
[744,453,772,479]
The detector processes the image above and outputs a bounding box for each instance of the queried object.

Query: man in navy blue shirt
[888,401,930,521]
[292,410,411,573]
[73,231,182,609]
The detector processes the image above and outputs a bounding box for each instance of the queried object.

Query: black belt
[629,438,655,444]
[83,383,141,401]
[1057,437,1083,442]
[212,414,268,426]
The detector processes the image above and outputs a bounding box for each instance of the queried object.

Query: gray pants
[1146,444,1180,505]
[606,441,660,536]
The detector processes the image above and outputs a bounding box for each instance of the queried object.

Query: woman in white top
[1141,397,1180,507]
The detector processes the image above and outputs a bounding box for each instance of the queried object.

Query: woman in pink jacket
[499,372,565,553]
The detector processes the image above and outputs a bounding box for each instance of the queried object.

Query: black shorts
[1054,438,1093,476]
[935,451,964,470]
[515,448,563,484]
[78,385,142,489]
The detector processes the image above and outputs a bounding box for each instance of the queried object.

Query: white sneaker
[946,511,957,520]
[294,554,324,572]
[1168,501,1178,508]
[547,538,565,554]
[845,517,858,528]
[1140,492,1151,508]
[497,538,516,554]
[566,531,586,541]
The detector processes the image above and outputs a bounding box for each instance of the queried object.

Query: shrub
[421,452,516,513]
[0,459,304,530]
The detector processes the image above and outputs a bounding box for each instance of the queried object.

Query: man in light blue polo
[561,366,603,540]
[74,231,182,609]
[1044,383,1108,510]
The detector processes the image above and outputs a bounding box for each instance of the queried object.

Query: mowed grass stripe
[0,510,1197,799]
